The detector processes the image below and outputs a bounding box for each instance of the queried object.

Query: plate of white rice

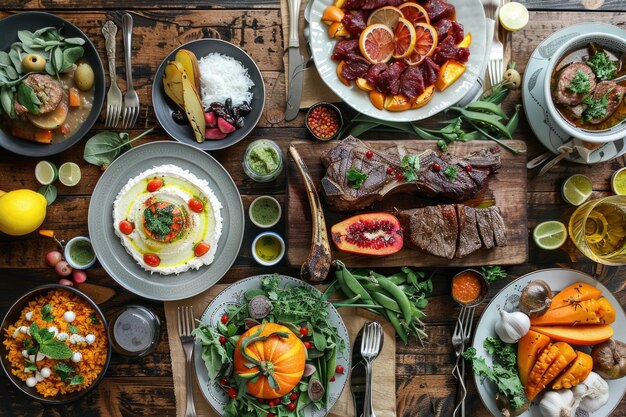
[152,39,265,151]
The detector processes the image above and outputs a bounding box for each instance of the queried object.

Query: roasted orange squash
[233,323,306,399]
[597,297,616,325]
[517,330,551,386]
[552,351,593,390]
[550,282,602,309]
[530,298,601,326]
[530,324,614,346]
[526,342,576,400]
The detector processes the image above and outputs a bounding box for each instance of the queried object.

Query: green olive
[504,68,521,89]
[74,62,95,91]
[21,54,46,72]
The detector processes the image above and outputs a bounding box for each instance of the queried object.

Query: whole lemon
[0,189,47,236]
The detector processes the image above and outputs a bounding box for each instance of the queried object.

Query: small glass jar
[242,139,284,182]
[108,305,161,358]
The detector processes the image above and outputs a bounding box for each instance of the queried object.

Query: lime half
[561,174,593,206]
[499,2,529,31]
[533,221,568,250]
[58,162,81,187]
[35,161,58,185]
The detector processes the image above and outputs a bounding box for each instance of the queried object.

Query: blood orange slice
[366,6,403,29]
[359,24,395,64]
[398,3,430,25]
[405,22,438,65]
[393,17,416,59]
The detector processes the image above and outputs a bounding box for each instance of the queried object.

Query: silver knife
[350,329,366,417]
[285,0,305,121]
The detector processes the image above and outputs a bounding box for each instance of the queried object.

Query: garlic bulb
[538,390,576,417]
[576,372,609,413]
[494,309,530,343]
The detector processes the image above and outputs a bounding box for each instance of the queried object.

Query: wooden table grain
[0,2,625,416]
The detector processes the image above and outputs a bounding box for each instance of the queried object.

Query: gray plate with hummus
[87,141,244,301]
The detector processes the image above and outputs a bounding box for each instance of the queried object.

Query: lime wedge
[58,162,81,187]
[533,221,567,250]
[561,174,593,206]
[35,161,58,185]
[499,2,529,31]
[611,167,626,195]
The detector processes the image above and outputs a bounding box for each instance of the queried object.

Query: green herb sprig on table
[346,167,367,189]
[338,64,525,155]
[481,265,507,283]
[586,51,618,80]
[83,128,154,170]
[463,337,526,411]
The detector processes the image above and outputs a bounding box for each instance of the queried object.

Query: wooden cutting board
[286,139,528,268]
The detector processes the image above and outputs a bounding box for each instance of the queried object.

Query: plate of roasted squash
[471,268,626,416]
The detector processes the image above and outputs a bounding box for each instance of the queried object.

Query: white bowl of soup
[544,32,626,143]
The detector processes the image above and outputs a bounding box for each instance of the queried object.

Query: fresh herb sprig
[567,70,591,94]
[582,90,610,123]
[144,205,174,238]
[401,154,420,182]
[444,165,458,181]
[30,322,72,360]
[346,167,367,189]
[83,128,154,170]
[481,265,507,283]
[586,51,618,80]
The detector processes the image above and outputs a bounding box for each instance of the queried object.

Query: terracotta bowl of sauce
[451,269,489,307]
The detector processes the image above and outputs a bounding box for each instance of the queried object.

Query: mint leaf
[444,166,458,181]
[401,154,420,182]
[89,313,100,324]
[39,340,72,360]
[54,362,74,381]
[69,375,84,386]
[24,361,38,372]
[68,324,79,334]
[30,322,42,345]
[346,168,367,190]
[40,304,54,322]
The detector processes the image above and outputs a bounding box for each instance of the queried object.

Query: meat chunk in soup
[588,80,626,125]
[21,74,64,114]
[555,62,596,106]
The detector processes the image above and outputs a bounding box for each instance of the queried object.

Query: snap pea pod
[335,261,373,304]
[385,273,407,286]
[377,276,413,324]
[452,107,512,139]
[370,291,402,314]
[334,267,357,299]
[465,119,525,154]
[505,104,522,137]
[383,310,408,345]
[321,279,341,301]
[465,100,508,119]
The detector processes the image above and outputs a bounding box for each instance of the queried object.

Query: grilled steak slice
[555,62,596,106]
[589,81,626,124]
[455,205,481,258]
[475,208,495,249]
[489,206,507,247]
[321,137,501,211]
[397,204,507,258]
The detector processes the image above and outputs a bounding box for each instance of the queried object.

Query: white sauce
[112,164,223,275]
[63,311,76,323]
[85,334,96,345]
[56,332,69,341]
[48,326,58,336]
[69,334,86,344]
[71,352,82,363]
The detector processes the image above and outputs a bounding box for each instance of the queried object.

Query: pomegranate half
[331,212,403,256]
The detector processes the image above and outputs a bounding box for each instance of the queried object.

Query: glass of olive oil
[568,195,626,265]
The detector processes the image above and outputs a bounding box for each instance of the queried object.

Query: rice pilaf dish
[2,289,107,397]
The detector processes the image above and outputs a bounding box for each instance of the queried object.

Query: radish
[217,117,236,134]
[204,111,217,128]
[45,251,63,267]
[72,270,87,284]
[55,261,72,277]
[205,128,227,140]
[59,278,73,287]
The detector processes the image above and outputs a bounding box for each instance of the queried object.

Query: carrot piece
[68,87,80,107]
[60,123,70,135]
[39,229,55,237]
[34,130,53,143]
[11,126,52,144]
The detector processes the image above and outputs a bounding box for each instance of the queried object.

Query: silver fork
[484,0,504,86]
[121,13,140,129]
[361,321,384,417]
[453,306,477,417]
[102,20,122,127]
[178,306,197,417]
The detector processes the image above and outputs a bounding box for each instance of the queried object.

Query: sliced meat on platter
[588,81,626,124]
[396,204,507,259]
[554,62,597,106]
[320,137,501,211]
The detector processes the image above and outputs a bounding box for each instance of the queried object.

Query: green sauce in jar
[69,239,95,266]
[248,144,279,175]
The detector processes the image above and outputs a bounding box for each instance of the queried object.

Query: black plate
[0,12,105,157]
[152,39,265,151]
[0,284,112,404]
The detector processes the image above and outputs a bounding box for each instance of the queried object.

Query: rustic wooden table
[1,1,625,416]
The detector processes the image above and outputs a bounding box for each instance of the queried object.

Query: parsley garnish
[444,166,458,181]
[401,154,420,182]
[582,89,611,123]
[586,51,618,80]
[346,168,367,190]
[143,204,175,239]
[30,323,72,360]
[68,324,79,334]
[567,70,591,94]
[481,266,507,283]
[89,313,100,324]
[40,304,54,322]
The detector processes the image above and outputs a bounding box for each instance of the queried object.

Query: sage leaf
[83,128,154,169]
[0,52,11,67]
[8,48,22,73]
[0,88,15,119]
[17,30,34,45]
[38,184,57,205]
[53,47,63,73]
[33,27,56,38]
[63,37,86,46]
[17,83,41,114]
[4,65,18,81]
[61,46,84,71]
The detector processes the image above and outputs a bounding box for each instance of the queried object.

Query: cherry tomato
[147,178,163,192]
[220,378,228,386]
[286,403,296,411]
[221,313,229,324]
[268,400,277,407]
[194,242,211,257]
[395,172,404,181]
[289,393,298,401]
[143,254,161,267]
[299,326,309,336]
[188,198,204,213]
[330,376,336,382]
[227,388,237,398]
[304,341,311,349]
[257,398,265,404]
[432,163,441,172]
[386,166,393,174]
[219,336,227,344]
[119,220,134,235]
[365,150,373,159]
[465,165,472,172]
[336,365,345,374]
